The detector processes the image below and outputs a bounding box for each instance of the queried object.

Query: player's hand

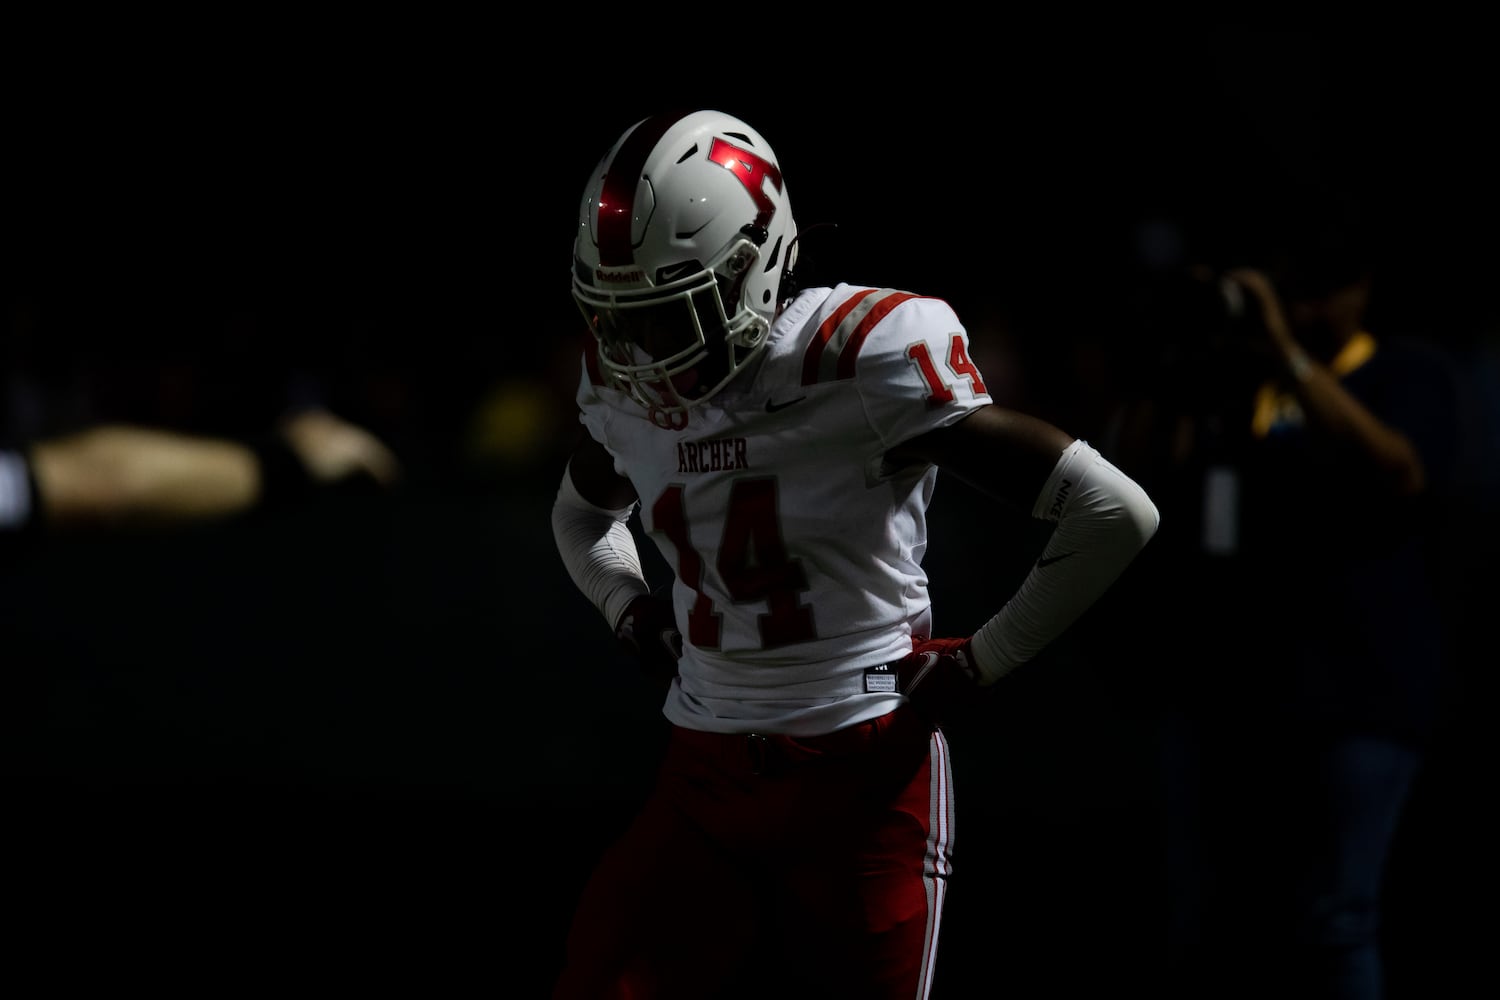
[615,593,682,684]
[896,635,984,726]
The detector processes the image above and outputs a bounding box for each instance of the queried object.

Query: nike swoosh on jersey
[1036,551,1077,568]
[765,396,806,413]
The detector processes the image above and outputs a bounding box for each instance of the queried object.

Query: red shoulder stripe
[800,287,880,386]
[835,291,920,381]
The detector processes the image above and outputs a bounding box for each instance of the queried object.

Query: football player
[551,109,1160,1000]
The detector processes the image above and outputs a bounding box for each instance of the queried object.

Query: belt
[671,704,924,777]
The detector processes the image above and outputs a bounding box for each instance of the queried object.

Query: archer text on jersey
[678,437,749,473]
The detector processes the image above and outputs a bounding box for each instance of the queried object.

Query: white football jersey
[577,283,993,735]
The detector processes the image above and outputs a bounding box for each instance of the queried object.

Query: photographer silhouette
[1106,206,1462,999]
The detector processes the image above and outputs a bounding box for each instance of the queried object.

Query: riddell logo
[595,267,645,284]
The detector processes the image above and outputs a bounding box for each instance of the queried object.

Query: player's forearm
[969,440,1159,683]
[552,465,649,629]
[29,426,260,527]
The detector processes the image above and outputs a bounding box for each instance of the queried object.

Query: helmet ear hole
[763,235,783,273]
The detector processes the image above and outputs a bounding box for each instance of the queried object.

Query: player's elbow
[1092,472,1160,556]
[1125,491,1161,549]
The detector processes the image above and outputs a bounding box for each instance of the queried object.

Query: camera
[1136,266,1266,363]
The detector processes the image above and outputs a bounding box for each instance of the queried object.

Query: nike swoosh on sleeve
[1036,551,1077,568]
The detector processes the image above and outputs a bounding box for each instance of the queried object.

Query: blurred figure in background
[1105,204,1464,999]
[0,295,408,992]
[2,292,402,550]
[2,407,401,550]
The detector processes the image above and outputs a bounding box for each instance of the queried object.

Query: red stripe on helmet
[597,111,693,267]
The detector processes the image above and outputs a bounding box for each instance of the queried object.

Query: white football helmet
[572,110,798,427]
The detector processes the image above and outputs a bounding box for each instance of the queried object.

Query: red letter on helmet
[708,138,783,230]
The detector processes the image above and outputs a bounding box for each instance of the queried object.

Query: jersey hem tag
[864,663,898,694]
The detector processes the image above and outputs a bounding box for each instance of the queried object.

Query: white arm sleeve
[968,439,1160,684]
[551,464,650,631]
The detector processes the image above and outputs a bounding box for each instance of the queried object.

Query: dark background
[4,26,1496,996]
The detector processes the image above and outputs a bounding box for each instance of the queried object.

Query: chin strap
[779,256,800,303]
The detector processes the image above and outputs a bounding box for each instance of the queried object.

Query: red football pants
[552,704,955,1000]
